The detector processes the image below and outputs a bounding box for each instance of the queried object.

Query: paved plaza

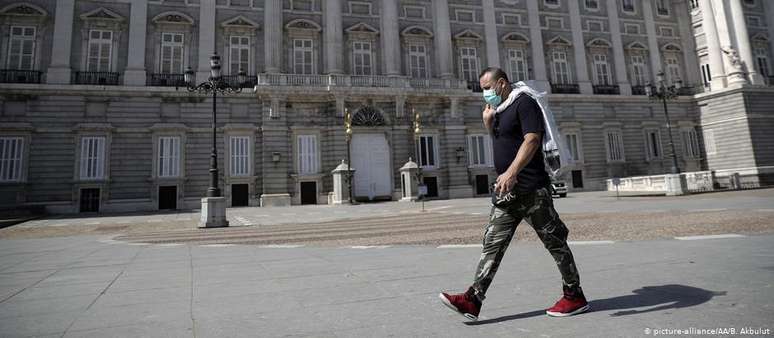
[0,189,773,337]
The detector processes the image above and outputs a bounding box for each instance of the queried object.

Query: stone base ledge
[260,193,291,207]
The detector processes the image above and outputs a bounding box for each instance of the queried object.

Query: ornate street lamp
[183,52,247,228]
[344,107,353,204]
[412,108,423,183]
[645,70,682,174]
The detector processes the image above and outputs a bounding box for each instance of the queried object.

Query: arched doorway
[350,107,392,201]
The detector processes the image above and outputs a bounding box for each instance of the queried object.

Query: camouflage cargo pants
[471,185,580,301]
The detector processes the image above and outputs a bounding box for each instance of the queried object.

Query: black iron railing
[657,7,669,15]
[593,84,620,95]
[678,86,700,95]
[73,71,120,85]
[147,73,186,87]
[222,75,258,88]
[631,85,646,95]
[550,83,580,94]
[0,69,42,84]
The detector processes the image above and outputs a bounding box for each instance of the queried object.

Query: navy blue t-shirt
[492,94,550,192]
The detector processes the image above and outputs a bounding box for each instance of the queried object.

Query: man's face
[480,73,503,95]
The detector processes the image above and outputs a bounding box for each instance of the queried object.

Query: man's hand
[494,170,518,196]
[482,104,495,131]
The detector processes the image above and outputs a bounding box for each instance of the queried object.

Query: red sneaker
[546,286,590,317]
[439,287,481,321]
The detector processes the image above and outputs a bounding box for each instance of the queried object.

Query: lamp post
[344,107,353,204]
[184,52,246,227]
[645,70,682,174]
[412,108,423,184]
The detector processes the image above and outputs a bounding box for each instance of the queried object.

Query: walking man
[439,67,589,320]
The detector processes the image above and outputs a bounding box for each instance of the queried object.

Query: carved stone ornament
[351,106,385,126]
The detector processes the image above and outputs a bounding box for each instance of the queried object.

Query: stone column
[568,0,592,94]
[728,0,764,84]
[710,0,743,84]
[197,0,216,82]
[380,0,401,76]
[324,0,344,74]
[526,0,549,92]
[264,0,283,73]
[432,0,454,79]
[643,0,662,84]
[47,0,75,84]
[260,95,291,207]
[606,0,631,95]
[124,0,148,86]
[482,0,500,67]
[675,0,702,86]
[699,0,726,89]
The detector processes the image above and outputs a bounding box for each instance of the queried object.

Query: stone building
[0,0,771,213]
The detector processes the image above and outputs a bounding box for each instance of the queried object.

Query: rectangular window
[701,63,712,87]
[644,130,662,160]
[416,135,438,168]
[0,137,23,182]
[585,0,599,10]
[507,49,528,82]
[7,26,35,70]
[593,54,611,85]
[545,0,560,6]
[746,16,761,27]
[704,130,717,155]
[230,136,250,176]
[631,55,647,86]
[690,0,699,9]
[605,130,625,162]
[297,135,319,175]
[87,30,113,72]
[657,0,670,15]
[229,36,250,75]
[565,133,581,162]
[158,136,180,178]
[293,39,314,74]
[409,44,428,78]
[624,24,640,35]
[587,21,603,32]
[622,0,635,12]
[404,6,425,19]
[80,136,106,180]
[455,10,474,22]
[755,48,770,78]
[546,17,563,29]
[659,27,674,37]
[682,128,701,159]
[161,32,184,74]
[665,56,681,84]
[552,50,570,84]
[502,13,520,25]
[349,1,371,15]
[467,135,493,167]
[292,0,313,11]
[459,47,479,82]
[352,41,373,75]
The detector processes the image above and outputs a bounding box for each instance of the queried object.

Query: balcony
[550,83,580,94]
[222,74,258,88]
[593,84,620,95]
[73,71,120,85]
[631,85,647,95]
[254,74,467,90]
[146,73,185,87]
[0,69,42,84]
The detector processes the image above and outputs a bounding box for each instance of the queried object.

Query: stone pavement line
[437,244,484,248]
[60,246,143,337]
[675,234,746,240]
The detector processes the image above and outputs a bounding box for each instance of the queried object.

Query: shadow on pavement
[467,284,726,325]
